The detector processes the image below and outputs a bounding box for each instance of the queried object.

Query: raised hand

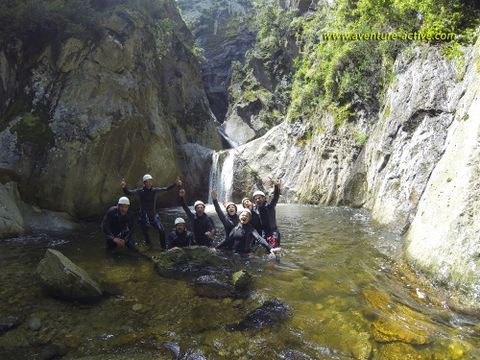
[267,176,281,187]
[175,177,183,187]
[211,190,218,200]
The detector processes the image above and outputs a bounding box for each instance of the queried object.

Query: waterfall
[208,150,235,203]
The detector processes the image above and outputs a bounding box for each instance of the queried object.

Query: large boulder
[36,249,102,301]
[152,246,230,278]
[193,275,234,298]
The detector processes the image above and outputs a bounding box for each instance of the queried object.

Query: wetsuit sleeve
[187,232,194,246]
[101,209,115,240]
[252,229,273,251]
[123,187,140,196]
[207,216,215,234]
[153,183,177,193]
[213,199,232,230]
[179,196,195,222]
[267,184,280,208]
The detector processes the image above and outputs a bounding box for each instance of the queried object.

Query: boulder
[229,298,290,331]
[193,275,234,299]
[152,246,229,279]
[231,270,252,291]
[36,249,102,301]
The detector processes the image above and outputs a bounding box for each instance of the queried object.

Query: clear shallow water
[0,204,479,359]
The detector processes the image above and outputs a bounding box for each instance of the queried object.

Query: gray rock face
[36,249,103,301]
[0,0,222,222]
[177,0,256,121]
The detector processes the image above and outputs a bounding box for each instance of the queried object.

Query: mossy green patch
[10,112,54,148]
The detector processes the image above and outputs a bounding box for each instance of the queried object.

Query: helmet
[194,200,205,209]
[226,202,237,211]
[174,218,186,225]
[241,197,250,206]
[118,197,130,205]
[143,174,153,182]
[241,208,252,216]
[253,190,266,198]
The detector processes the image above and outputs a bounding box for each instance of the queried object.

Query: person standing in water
[101,197,138,252]
[253,177,281,247]
[242,197,263,235]
[228,208,280,256]
[166,217,194,250]
[178,188,215,247]
[212,190,239,250]
[121,174,182,250]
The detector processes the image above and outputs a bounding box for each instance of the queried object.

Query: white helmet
[118,196,130,205]
[143,174,153,182]
[241,208,252,216]
[226,202,237,210]
[253,190,266,198]
[194,200,205,209]
[175,217,186,225]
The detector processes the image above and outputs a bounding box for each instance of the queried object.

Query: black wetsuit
[166,230,194,249]
[101,206,137,251]
[179,197,215,247]
[213,199,239,250]
[123,183,176,249]
[253,185,281,246]
[228,223,273,255]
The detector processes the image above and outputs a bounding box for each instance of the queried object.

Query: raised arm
[178,189,195,222]
[121,179,140,196]
[211,191,232,230]
[267,184,280,208]
[154,177,183,193]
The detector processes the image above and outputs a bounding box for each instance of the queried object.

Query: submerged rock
[231,270,253,291]
[152,246,229,278]
[193,275,233,299]
[0,316,21,335]
[180,349,207,360]
[362,289,434,345]
[36,249,103,301]
[229,298,290,331]
[162,342,181,359]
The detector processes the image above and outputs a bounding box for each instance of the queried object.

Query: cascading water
[208,150,235,203]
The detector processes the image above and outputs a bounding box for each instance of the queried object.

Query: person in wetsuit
[241,197,263,235]
[178,188,215,247]
[212,190,239,250]
[122,174,182,250]
[228,209,281,256]
[166,217,194,249]
[252,178,281,248]
[101,197,138,252]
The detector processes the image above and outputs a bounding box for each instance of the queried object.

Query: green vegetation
[352,127,367,147]
[287,0,479,125]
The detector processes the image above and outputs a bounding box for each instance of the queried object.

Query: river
[0,204,479,359]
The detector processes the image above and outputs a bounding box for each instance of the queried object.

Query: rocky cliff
[223,39,480,311]
[0,0,222,235]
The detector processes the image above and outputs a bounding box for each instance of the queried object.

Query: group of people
[101,174,282,257]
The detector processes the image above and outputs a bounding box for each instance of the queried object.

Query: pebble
[29,317,42,331]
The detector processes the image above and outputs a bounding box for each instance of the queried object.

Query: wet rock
[36,249,103,301]
[231,270,252,291]
[193,275,233,298]
[152,246,229,278]
[29,317,42,331]
[0,315,21,335]
[162,341,180,359]
[229,299,290,331]
[180,349,207,360]
[280,349,313,360]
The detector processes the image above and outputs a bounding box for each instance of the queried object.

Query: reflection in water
[0,205,479,359]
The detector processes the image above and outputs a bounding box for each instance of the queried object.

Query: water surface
[0,204,479,359]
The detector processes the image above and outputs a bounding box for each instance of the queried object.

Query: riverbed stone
[362,289,434,345]
[231,270,252,291]
[193,275,233,298]
[36,249,103,301]
[28,317,42,331]
[230,298,290,331]
[0,316,21,335]
[152,246,229,278]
